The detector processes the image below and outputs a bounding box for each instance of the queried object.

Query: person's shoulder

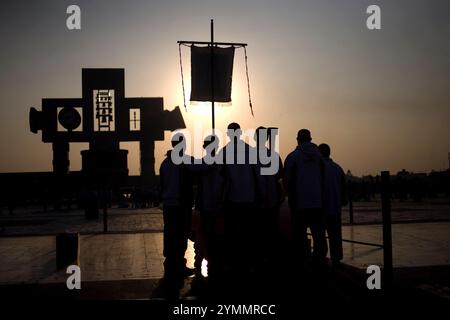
[309,142,321,154]
[284,149,299,167]
[161,156,169,166]
[286,148,298,159]
[330,159,344,172]
[160,157,170,174]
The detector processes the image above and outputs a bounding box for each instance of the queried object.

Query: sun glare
[184,101,232,123]
[189,101,231,114]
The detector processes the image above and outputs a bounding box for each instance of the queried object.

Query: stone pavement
[0,207,163,236]
[341,222,450,268]
[1,222,449,285]
[2,198,450,236]
[0,233,198,284]
[0,201,449,302]
[340,198,450,225]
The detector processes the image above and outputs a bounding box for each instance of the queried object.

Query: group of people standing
[285,129,347,269]
[159,123,347,285]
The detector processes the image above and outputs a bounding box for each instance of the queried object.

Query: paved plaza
[2,199,450,236]
[1,223,449,285]
[0,207,163,236]
[0,200,449,301]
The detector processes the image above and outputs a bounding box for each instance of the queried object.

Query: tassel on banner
[178,31,253,118]
[178,44,187,111]
[244,46,254,117]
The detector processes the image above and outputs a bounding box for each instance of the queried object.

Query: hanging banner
[190,45,235,102]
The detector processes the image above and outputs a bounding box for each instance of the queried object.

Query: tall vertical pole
[210,19,215,132]
[381,171,393,289]
[348,180,354,225]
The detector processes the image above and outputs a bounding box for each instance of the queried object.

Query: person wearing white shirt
[219,122,258,274]
[159,133,194,280]
[318,143,347,265]
[254,127,284,266]
[284,129,327,265]
[190,135,224,278]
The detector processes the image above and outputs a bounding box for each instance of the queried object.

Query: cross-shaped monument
[29,68,185,187]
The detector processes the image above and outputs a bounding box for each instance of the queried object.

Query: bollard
[56,232,79,270]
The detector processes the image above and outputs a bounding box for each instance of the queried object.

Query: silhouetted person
[254,126,284,267]
[218,122,258,275]
[191,135,224,278]
[318,143,347,266]
[284,129,327,266]
[159,133,194,281]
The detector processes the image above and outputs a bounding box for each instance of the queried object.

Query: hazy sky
[1,0,449,176]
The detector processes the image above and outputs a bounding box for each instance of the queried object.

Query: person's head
[318,143,331,159]
[227,122,242,141]
[297,129,312,145]
[171,132,186,154]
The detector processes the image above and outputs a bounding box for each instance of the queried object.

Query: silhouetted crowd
[159,123,347,286]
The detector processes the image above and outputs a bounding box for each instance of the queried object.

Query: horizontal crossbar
[307,232,383,248]
[178,40,247,47]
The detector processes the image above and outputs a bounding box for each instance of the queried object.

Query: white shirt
[200,163,224,211]
[323,158,345,216]
[159,155,180,206]
[256,147,283,209]
[219,140,256,203]
[284,142,323,209]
